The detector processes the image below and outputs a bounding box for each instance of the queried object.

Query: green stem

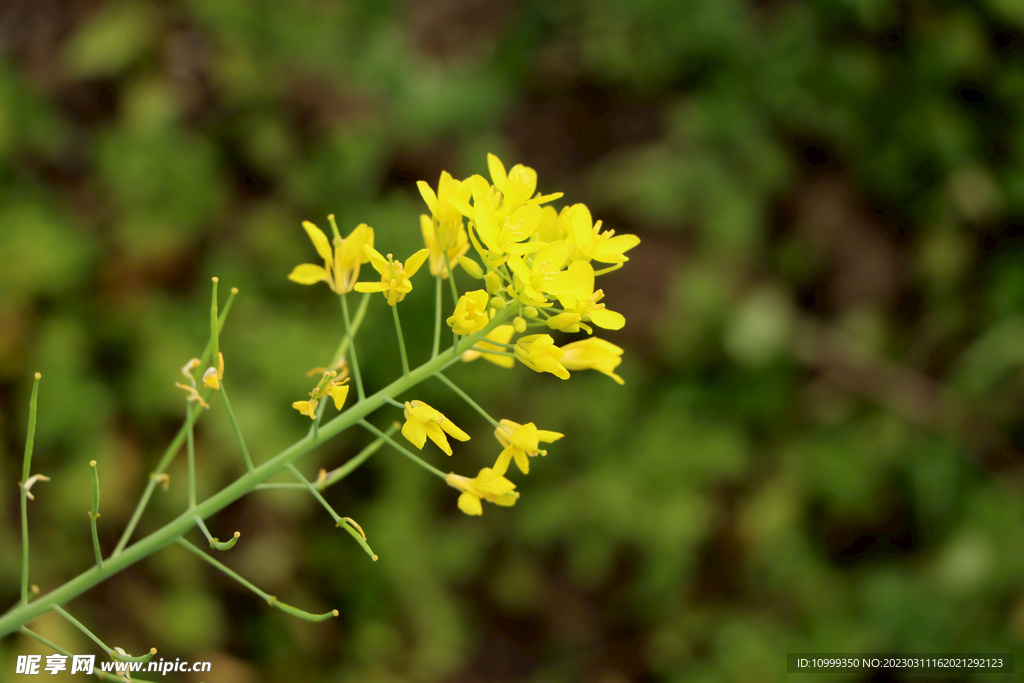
[319,422,397,488]
[435,372,500,428]
[176,538,338,622]
[20,373,41,606]
[340,293,365,401]
[443,257,459,346]
[89,461,103,569]
[210,278,220,365]
[186,399,196,510]
[112,289,238,556]
[383,396,405,409]
[0,308,512,638]
[432,276,442,358]
[220,384,255,471]
[326,292,370,370]
[286,464,376,560]
[256,422,397,491]
[53,606,155,662]
[392,304,410,376]
[359,420,448,481]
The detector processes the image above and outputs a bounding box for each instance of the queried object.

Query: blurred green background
[2,0,1024,681]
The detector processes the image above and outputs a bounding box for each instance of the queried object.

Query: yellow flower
[472,199,545,262]
[562,203,640,264]
[417,171,474,251]
[446,467,519,516]
[354,246,429,306]
[545,260,625,332]
[447,290,490,336]
[420,214,469,278]
[292,372,350,419]
[559,338,625,385]
[492,419,564,475]
[505,240,570,305]
[287,220,375,294]
[462,324,515,368]
[485,154,563,213]
[401,400,470,456]
[514,334,570,380]
[202,352,224,390]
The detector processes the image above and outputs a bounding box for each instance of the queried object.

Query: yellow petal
[330,384,349,410]
[589,307,625,330]
[487,153,507,189]
[547,260,594,299]
[458,492,483,516]
[440,418,471,442]
[417,180,438,213]
[424,423,454,455]
[404,248,430,278]
[354,282,387,293]
[402,419,428,449]
[288,263,328,285]
[302,221,334,262]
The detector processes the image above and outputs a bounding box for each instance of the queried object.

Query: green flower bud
[524,306,539,319]
[490,297,506,311]
[513,317,527,333]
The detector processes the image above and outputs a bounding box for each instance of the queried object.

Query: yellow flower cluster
[288,154,638,516]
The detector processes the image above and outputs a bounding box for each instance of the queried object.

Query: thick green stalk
[0,309,511,637]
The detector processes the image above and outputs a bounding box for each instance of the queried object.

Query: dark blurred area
[2,0,1024,681]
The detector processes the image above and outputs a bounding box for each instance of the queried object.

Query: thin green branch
[219,384,255,472]
[392,304,410,376]
[286,464,376,561]
[383,395,405,409]
[185,399,197,510]
[53,606,156,663]
[256,422,397,492]
[318,422,397,489]
[20,372,41,606]
[89,461,103,569]
[113,288,237,556]
[210,277,220,365]
[433,275,442,358]
[176,538,338,622]
[435,372,500,428]
[359,420,448,481]
[340,293,365,401]
[443,257,460,346]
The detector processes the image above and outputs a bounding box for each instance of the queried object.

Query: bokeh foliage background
[1,0,1024,681]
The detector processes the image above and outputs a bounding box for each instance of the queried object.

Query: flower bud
[485,272,501,295]
[457,255,483,279]
[513,317,527,333]
[490,297,506,310]
[523,306,538,319]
